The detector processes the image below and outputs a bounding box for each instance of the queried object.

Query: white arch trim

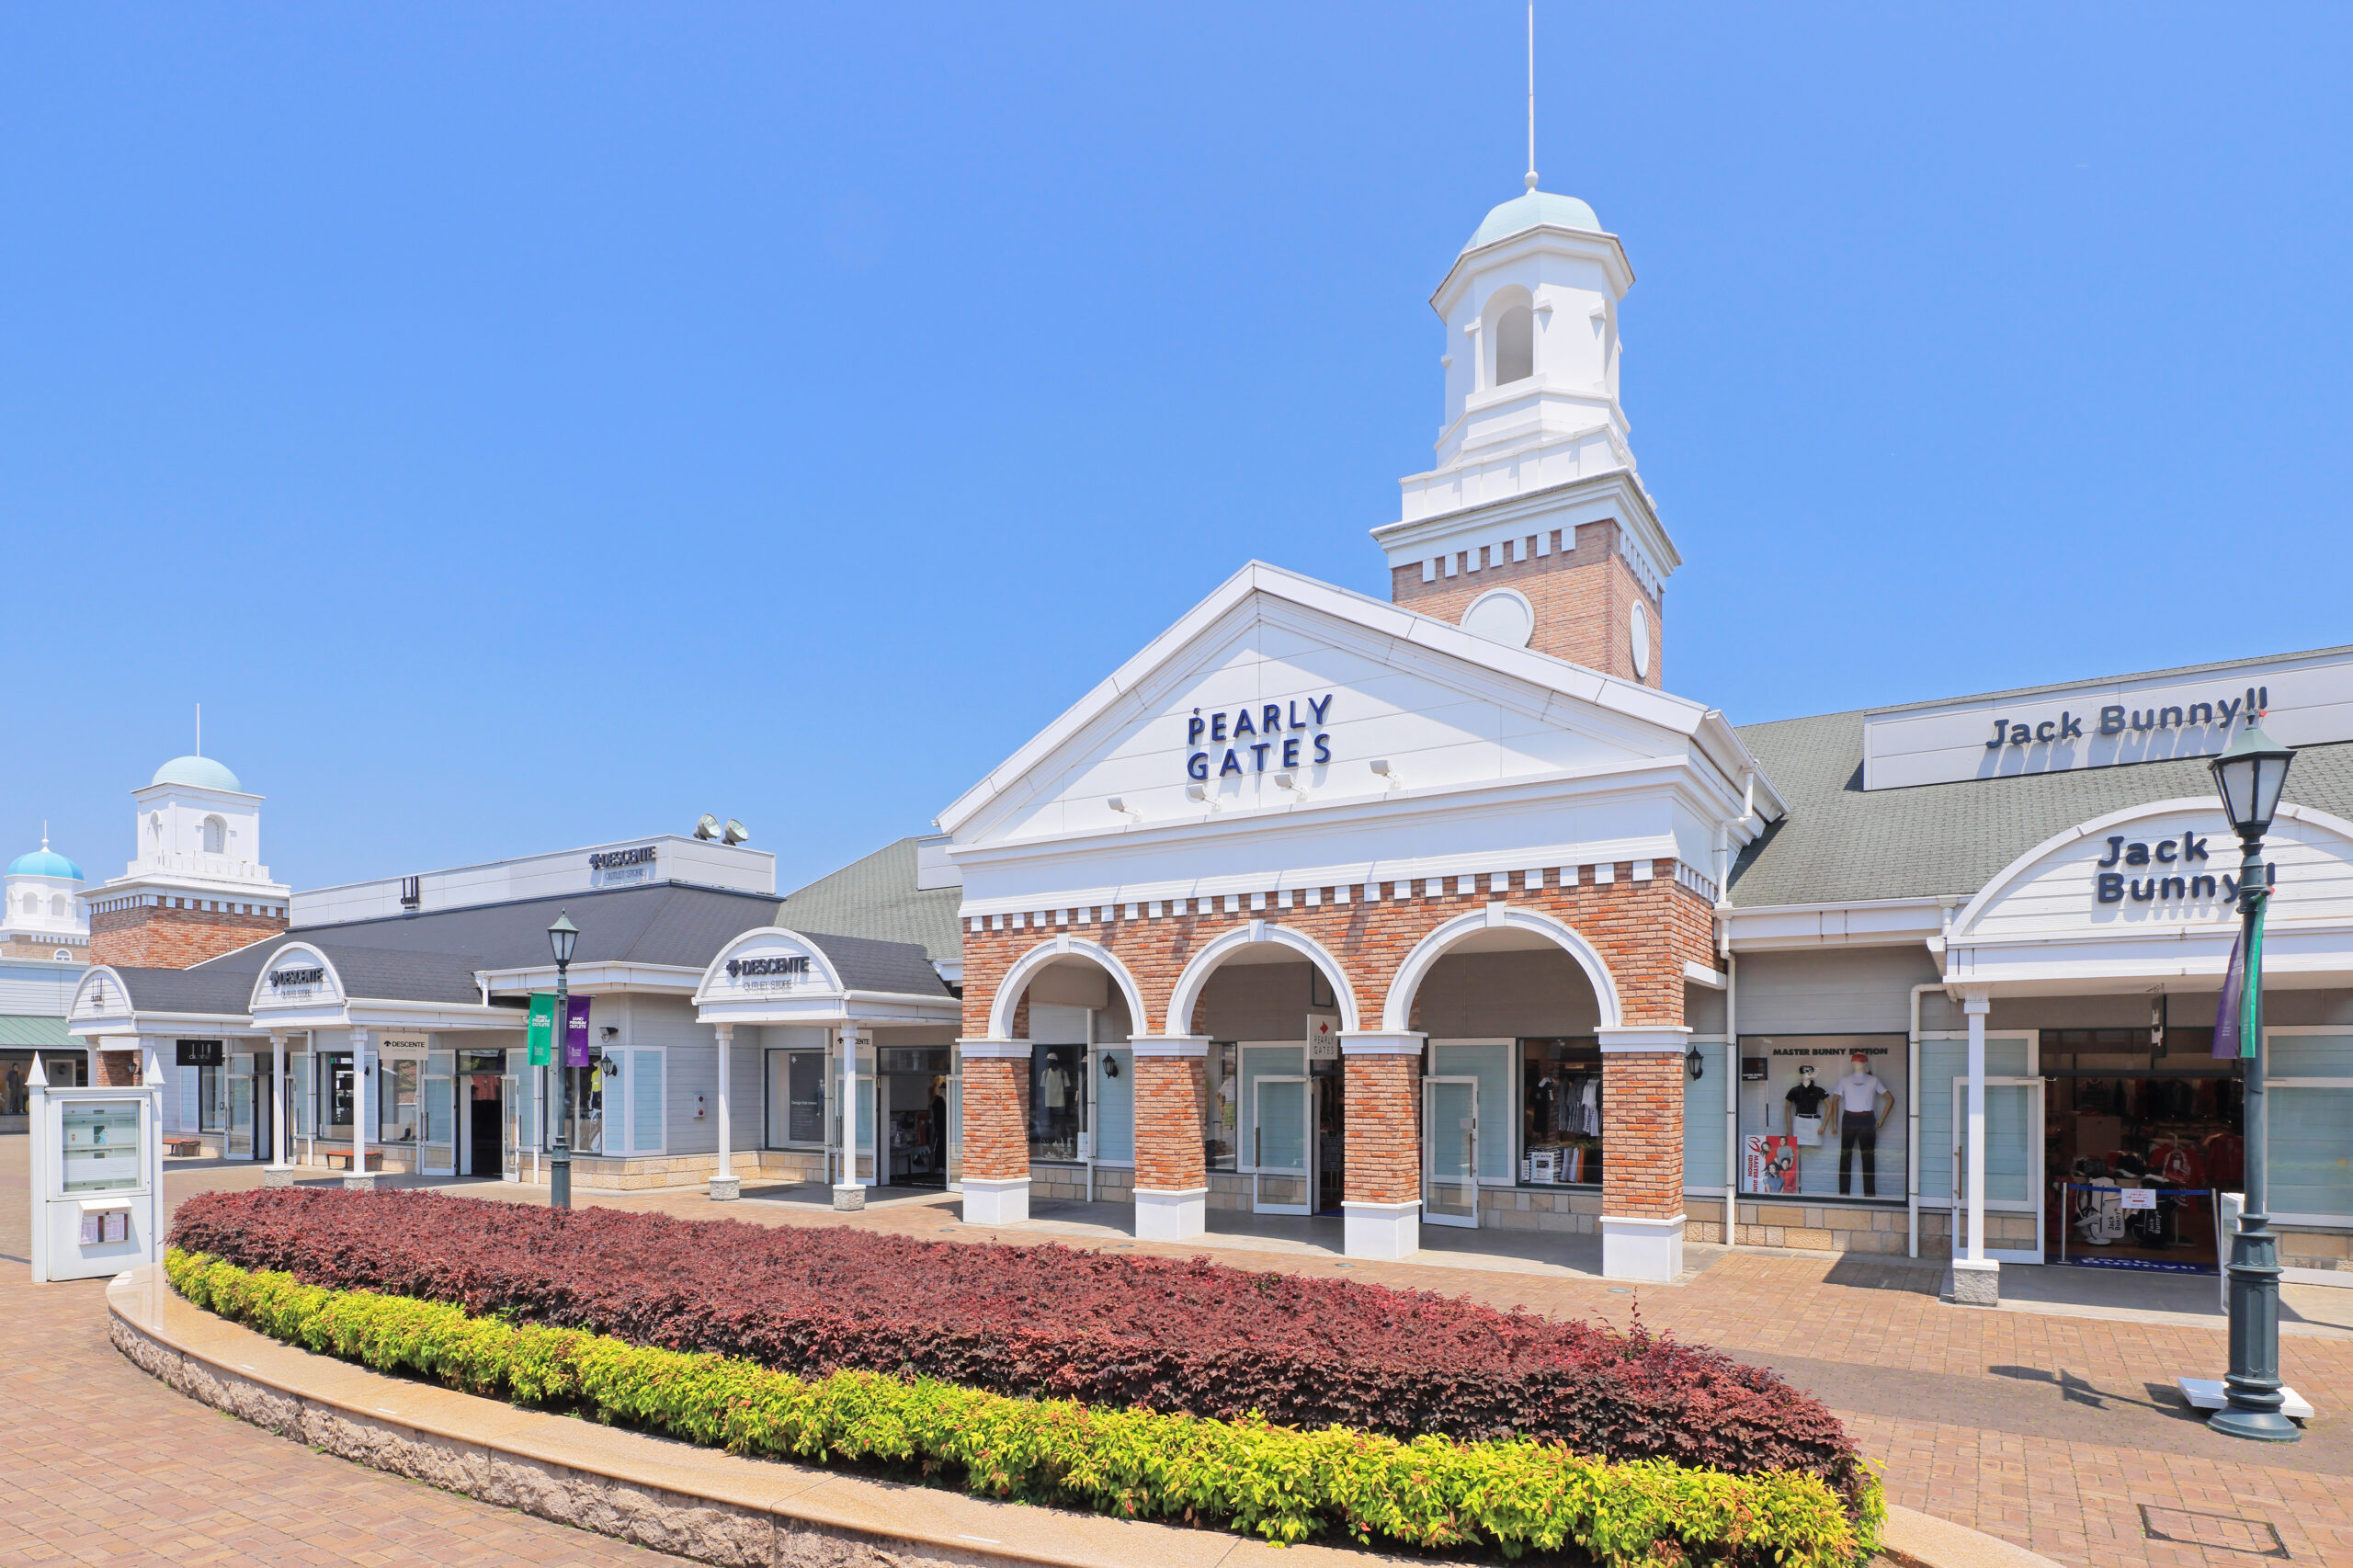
[1162,920,1361,1036]
[987,933,1153,1043]
[693,925,849,1006]
[1380,902,1623,1034]
[246,942,348,1011]
[1947,798,2353,942]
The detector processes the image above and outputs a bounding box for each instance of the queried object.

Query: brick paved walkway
[14,1141,2353,1566]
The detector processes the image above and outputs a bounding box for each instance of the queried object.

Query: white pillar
[834,1024,867,1210]
[709,1023,739,1200]
[264,1031,294,1187]
[347,1028,376,1191]
[1950,992,1998,1305]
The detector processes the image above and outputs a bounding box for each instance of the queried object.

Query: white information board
[28,1052,166,1284]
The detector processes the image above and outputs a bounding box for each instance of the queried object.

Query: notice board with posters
[1736,1035,1908,1203]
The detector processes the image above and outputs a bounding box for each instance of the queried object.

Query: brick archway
[982,932,1150,1042]
[1378,902,1623,1033]
[1162,919,1360,1035]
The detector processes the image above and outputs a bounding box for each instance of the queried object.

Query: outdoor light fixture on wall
[1685,1045,1705,1081]
[1101,1054,1120,1079]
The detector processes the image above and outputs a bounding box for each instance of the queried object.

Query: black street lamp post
[2208,723,2300,1443]
[548,912,579,1211]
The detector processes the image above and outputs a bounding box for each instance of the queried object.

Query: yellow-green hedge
[166,1249,1880,1566]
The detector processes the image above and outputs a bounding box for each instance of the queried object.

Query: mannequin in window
[1785,1064,1829,1147]
[1832,1051,1893,1197]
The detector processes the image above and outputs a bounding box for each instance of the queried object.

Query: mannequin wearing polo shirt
[1833,1051,1893,1198]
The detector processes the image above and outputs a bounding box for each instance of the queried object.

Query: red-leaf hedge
[170,1189,1869,1514]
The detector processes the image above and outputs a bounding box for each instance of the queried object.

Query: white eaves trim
[935,560,1783,837]
[474,961,705,999]
[1722,896,1954,953]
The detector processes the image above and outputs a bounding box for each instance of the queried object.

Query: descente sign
[589,846,656,869]
[725,955,810,979]
[268,965,324,989]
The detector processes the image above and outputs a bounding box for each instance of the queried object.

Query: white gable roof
[937,563,1779,902]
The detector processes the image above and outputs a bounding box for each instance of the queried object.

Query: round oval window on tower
[1630,601,1652,678]
[1461,588,1534,649]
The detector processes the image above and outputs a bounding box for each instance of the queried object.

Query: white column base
[1344,1199,1421,1260]
[1600,1213,1686,1283]
[831,1182,867,1212]
[1946,1257,2000,1306]
[708,1175,742,1202]
[341,1173,379,1193]
[960,1176,1029,1226]
[1133,1186,1207,1242]
[262,1165,297,1189]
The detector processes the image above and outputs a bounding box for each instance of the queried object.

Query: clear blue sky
[6,5,2349,895]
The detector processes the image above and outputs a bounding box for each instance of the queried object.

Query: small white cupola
[1374,179,1677,688]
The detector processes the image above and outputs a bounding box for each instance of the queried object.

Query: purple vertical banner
[564,994,595,1067]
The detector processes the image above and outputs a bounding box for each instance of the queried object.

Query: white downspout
[1723,949,1738,1249]
[1906,982,1935,1258]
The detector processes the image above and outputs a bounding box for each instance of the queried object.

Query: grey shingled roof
[798,930,955,998]
[776,837,963,969]
[108,880,949,1010]
[1727,710,2353,908]
[104,963,268,1017]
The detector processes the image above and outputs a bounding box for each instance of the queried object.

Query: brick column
[1131,1038,1208,1241]
[955,1040,1031,1225]
[1339,1033,1424,1260]
[1597,1028,1688,1282]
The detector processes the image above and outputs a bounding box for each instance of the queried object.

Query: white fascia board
[1722,897,1952,952]
[1945,920,2353,994]
[98,872,293,899]
[68,1009,252,1039]
[130,780,265,808]
[954,773,1710,914]
[697,990,958,1029]
[1428,225,1634,313]
[474,962,705,996]
[249,998,520,1031]
[952,753,1711,876]
[1690,711,1785,824]
[938,562,1719,843]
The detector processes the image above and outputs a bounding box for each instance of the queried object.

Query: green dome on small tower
[1462,187,1602,254]
[151,755,244,791]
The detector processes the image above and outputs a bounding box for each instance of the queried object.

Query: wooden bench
[164,1139,203,1158]
[319,1148,384,1173]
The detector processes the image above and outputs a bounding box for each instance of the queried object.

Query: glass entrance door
[1251,1074,1311,1214]
[227,1053,253,1159]
[1951,1074,2045,1263]
[1423,1076,1480,1228]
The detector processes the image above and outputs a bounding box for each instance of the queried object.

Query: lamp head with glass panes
[2211,722,2295,840]
[548,911,579,968]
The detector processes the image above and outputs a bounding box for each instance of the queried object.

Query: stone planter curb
[107,1266,2044,1568]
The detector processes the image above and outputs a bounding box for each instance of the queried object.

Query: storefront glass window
[1682,1040,1729,1193]
[381,1059,420,1143]
[199,1063,227,1132]
[767,1049,827,1146]
[1203,1041,1238,1171]
[1518,1039,1599,1186]
[1029,1043,1085,1163]
[0,1056,30,1118]
[1739,1034,1908,1202]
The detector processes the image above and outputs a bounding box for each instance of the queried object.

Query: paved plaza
[9,1140,2353,1568]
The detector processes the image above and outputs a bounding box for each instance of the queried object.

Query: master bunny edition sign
[1185,694,1334,780]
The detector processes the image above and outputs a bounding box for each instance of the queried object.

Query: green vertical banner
[527,993,557,1066]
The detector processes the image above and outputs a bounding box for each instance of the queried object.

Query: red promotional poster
[1744,1133,1799,1195]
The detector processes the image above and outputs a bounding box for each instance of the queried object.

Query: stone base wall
[2280,1228,2353,1273]
[1735,1199,1938,1256]
[1476,1185,1604,1233]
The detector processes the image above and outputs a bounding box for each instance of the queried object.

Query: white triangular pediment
[947,566,1714,848]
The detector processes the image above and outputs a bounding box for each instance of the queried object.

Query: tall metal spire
[1525,3,1538,192]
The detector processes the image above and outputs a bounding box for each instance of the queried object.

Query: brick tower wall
[1344,1054,1421,1205]
[1602,1051,1685,1220]
[91,903,287,969]
[1390,519,1662,687]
